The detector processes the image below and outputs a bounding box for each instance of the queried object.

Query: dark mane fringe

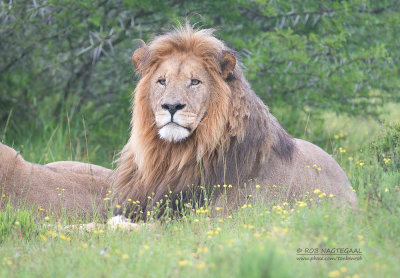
[112,24,296,219]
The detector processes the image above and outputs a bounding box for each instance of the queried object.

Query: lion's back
[253,138,357,205]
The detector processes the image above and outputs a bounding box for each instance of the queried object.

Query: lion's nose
[161,103,186,117]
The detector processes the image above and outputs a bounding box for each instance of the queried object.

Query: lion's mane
[113,25,295,216]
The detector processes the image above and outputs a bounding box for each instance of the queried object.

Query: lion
[0,142,111,216]
[0,24,356,221]
[113,24,357,219]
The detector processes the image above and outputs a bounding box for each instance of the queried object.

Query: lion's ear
[220,50,236,80]
[132,40,149,74]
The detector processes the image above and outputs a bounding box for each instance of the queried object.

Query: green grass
[0,104,399,277]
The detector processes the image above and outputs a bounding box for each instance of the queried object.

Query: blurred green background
[1,0,399,166]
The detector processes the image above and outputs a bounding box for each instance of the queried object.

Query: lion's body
[0,143,111,216]
[113,25,356,217]
[215,139,356,209]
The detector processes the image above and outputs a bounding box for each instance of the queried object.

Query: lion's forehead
[157,55,207,80]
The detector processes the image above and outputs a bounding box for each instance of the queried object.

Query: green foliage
[1,0,400,155]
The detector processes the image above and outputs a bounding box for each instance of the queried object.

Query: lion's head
[113,24,295,218]
[131,27,237,146]
[144,51,234,143]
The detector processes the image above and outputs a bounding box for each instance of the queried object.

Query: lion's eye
[190,79,201,86]
[158,79,166,86]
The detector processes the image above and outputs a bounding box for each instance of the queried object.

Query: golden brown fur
[113,24,356,218]
[0,143,111,216]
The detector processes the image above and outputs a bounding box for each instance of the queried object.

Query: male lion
[113,24,357,218]
[0,25,356,220]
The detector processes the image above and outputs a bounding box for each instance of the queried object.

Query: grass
[0,104,399,277]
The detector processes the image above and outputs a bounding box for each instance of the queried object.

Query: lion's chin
[158,124,190,143]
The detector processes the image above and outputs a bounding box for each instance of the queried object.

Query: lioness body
[0,143,111,215]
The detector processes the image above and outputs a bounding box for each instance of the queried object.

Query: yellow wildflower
[179,260,189,266]
[313,189,321,194]
[197,247,208,253]
[197,262,206,269]
[122,254,129,259]
[297,201,307,207]
[328,270,340,278]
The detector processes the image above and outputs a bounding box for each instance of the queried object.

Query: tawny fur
[0,143,111,216]
[113,24,356,218]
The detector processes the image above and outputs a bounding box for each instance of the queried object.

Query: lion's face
[149,55,212,142]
